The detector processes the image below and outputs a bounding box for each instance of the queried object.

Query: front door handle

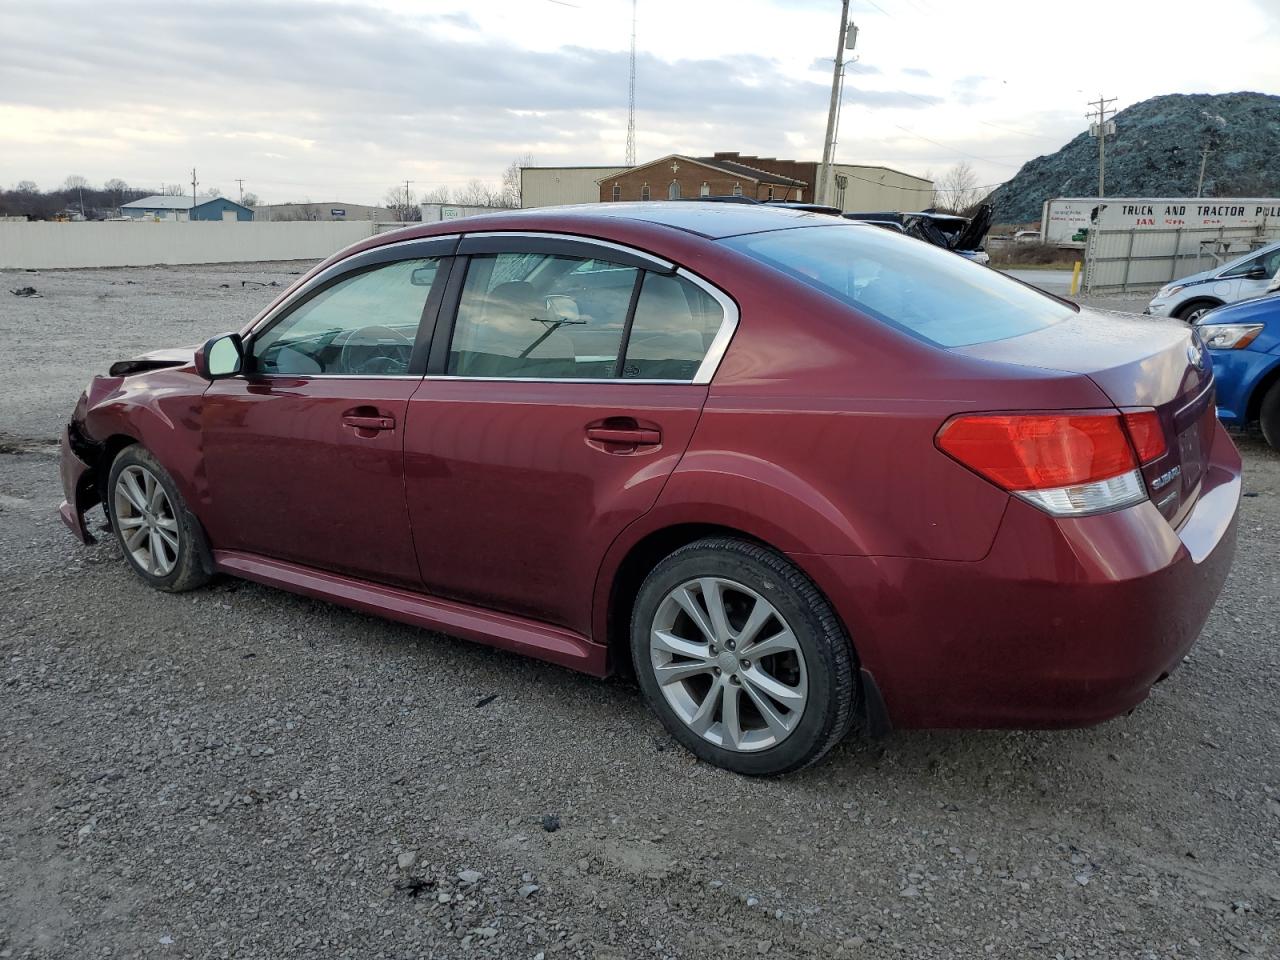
[586,426,661,445]
[342,414,395,431]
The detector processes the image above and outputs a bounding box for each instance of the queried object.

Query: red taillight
[937,413,1138,490]
[1121,409,1167,463]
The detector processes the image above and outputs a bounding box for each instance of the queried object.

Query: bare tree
[500,154,532,208]
[15,180,39,194]
[63,174,89,192]
[103,178,129,212]
[241,191,259,207]
[419,185,452,204]
[383,184,420,221]
[455,178,502,207]
[207,186,223,198]
[935,162,983,214]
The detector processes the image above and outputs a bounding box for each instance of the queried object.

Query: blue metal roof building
[120,195,255,221]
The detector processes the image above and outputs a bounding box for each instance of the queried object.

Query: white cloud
[0,0,1276,203]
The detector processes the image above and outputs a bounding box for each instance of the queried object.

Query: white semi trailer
[1039,197,1280,247]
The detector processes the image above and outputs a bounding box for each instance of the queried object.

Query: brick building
[521,152,933,212]
[597,153,808,203]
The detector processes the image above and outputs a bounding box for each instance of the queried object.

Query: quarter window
[448,253,639,379]
[621,273,725,380]
[251,258,439,376]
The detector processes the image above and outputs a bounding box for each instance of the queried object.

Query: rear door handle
[585,425,662,445]
[342,414,395,431]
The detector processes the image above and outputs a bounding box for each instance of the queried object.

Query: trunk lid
[953,307,1214,525]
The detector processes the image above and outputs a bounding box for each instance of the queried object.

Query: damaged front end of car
[58,348,196,544]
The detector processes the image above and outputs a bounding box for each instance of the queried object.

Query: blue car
[1194,293,1280,448]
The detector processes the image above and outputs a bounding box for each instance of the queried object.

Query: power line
[892,125,1024,167]
[838,168,1006,192]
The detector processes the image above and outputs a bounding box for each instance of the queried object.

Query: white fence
[1084,223,1280,295]
[0,220,389,270]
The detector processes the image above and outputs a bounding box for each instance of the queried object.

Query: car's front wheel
[107,445,211,592]
[630,537,858,775]
[1175,299,1222,323]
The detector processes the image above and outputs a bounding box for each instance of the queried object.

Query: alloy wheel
[649,577,808,752]
[113,464,180,577]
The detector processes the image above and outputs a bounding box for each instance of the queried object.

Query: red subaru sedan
[59,203,1240,775]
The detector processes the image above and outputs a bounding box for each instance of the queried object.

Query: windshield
[723,223,1076,347]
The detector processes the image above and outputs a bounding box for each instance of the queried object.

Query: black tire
[106,444,212,593]
[1174,299,1222,323]
[630,537,858,776]
[1260,380,1280,452]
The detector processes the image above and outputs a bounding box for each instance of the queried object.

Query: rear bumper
[798,421,1241,729]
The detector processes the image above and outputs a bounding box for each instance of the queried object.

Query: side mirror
[1245,264,1269,280]
[195,332,244,380]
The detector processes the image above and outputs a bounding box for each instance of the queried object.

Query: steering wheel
[336,324,414,375]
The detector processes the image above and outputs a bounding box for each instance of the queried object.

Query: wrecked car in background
[845,204,994,264]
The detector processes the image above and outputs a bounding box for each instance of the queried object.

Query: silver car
[1146,240,1280,321]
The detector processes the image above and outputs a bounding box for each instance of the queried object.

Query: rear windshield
[723,223,1075,347]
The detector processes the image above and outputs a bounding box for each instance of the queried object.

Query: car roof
[416,201,845,241]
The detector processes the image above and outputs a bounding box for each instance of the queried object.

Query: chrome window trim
[680,267,740,386]
[460,231,675,274]
[244,373,695,385]
[246,374,425,381]
[242,232,740,386]
[245,234,460,337]
[428,263,738,386]
[417,376,698,385]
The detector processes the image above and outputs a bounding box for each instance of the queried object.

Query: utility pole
[190,167,199,218]
[402,180,415,220]
[1086,94,1116,197]
[235,178,245,204]
[1195,111,1226,198]
[817,1,853,207]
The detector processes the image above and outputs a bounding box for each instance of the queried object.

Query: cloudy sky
[3,0,1278,204]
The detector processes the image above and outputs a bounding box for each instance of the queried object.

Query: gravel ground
[1,263,1277,959]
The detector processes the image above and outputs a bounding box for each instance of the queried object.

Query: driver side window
[252,258,440,376]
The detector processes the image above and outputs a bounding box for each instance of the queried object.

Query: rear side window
[723,224,1075,347]
[448,253,638,379]
[446,250,728,381]
[622,273,724,380]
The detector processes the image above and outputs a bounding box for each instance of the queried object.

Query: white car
[1146,240,1280,321]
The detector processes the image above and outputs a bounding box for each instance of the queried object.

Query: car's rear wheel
[1260,380,1280,451]
[630,537,857,775]
[107,445,211,592]
[1175,299,1222,323]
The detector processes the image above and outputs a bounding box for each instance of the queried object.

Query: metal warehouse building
[120,195,254,222]
[521,152,932,213]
